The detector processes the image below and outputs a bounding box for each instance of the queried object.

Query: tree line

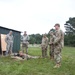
[29,17,75,47]
[64,17,75,47]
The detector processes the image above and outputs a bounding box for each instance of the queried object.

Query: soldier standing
[5,31,14,55]
[41,34,48,58]
[49,29,55,60]
[53,23,64,68]
[21,31,30,54]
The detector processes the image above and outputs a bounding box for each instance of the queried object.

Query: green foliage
[29,35,36,44]
[64,35,75,47]
[29,29,55,44]
[65,17,75,35]
[0,47,75,75]
[29,34,43,44]
[64,17,75,47]
[35,34,42,44]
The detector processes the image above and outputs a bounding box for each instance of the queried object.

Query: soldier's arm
[45,38,49,47]
[49,38,52,45]
[12,36,14,43]
[49,35,54,45]
[41,38,43,47]
[5,35,8,43]
[53,32,61,44]
[61,30,64,47]
[21,36,23,41]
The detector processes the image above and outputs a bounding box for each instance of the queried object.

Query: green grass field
[0,47,75,75]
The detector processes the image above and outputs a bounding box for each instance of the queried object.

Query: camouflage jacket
[21,35,30,44]
[41,37,48,48]
[5,34,14,44]
[53,29,64,48]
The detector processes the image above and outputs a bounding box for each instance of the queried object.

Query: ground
[0,47,75,75]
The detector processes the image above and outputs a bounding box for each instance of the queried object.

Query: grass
[0,47,75,75]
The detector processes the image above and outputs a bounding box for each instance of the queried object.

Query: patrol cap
[9,30,13,33]
[43,34,47,37]
[24,31,26,33]
[54,23,60,27]
[43,33,46,36]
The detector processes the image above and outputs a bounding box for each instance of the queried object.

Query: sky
[0,0,75,34]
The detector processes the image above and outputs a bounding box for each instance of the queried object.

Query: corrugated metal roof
[0,26,21,33]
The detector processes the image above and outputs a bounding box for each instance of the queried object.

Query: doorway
[0,34,7,55]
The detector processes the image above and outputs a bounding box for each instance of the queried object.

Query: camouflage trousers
[6,42,13,55]
[41,46,48,58]
[54,45,62,64]
[22,43,28,54]
[49,45,54,59]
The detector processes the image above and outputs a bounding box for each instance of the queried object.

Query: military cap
[54,23,60,27]
[43,33,47,36]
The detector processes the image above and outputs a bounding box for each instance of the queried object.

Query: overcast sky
[0,0,75,34]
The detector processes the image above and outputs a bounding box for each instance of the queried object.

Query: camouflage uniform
[21,34,30,54]
[49,31,55,59]
[53,29,64,64]
[5,34,14,55]
[41,35,48,58]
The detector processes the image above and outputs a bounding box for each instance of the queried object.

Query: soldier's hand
[50,33,53,36]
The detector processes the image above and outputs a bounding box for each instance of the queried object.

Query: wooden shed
[0,26,21,54]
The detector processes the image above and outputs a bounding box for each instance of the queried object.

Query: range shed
[0,26,21,54]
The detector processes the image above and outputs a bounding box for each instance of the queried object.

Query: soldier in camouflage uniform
[21,31,30,54]
[5,31,14,55]
[49,29,55,60]
[53,23,64,68]
[41,34,48,58]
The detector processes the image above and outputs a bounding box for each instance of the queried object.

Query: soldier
[49,29,55,60]
[21,31,30,54]
[53,23,64,68]
[5,31,14,55]
[41,34,48,58]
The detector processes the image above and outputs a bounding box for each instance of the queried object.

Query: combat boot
[53,64,61,68]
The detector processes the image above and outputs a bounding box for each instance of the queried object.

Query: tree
[29,34,42,44]
[64,17,75,47]
[64,17,75,35]
[29,35,36,44]
[35,34,42,44]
